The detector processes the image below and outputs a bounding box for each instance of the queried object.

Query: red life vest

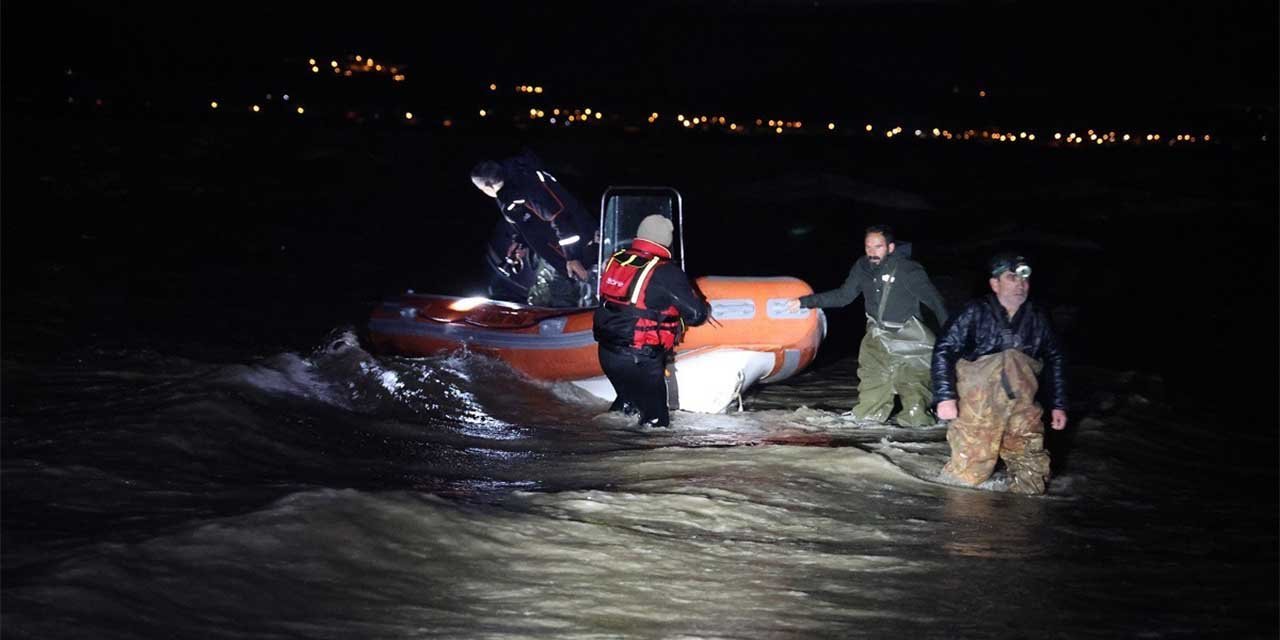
[598,239,684,351]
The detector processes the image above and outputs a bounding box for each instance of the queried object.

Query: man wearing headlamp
[930,251,1068,495]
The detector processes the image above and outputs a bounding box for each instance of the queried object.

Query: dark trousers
[598,345,669,427]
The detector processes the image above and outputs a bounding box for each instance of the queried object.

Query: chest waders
[940,349,1052,495]
[847,268,938,427]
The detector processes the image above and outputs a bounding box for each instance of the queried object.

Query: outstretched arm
[796,263,864,309]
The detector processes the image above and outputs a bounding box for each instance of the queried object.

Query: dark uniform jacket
[798,251,948,326]
[930,295,1068,410]
[593,261,710,354]
[494,157,596,276]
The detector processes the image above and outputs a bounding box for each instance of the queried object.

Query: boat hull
[367,276,825,412]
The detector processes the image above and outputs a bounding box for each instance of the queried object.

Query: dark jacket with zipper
[493,157,596,274]
[798,251,948,326]
[930,294,1068,410]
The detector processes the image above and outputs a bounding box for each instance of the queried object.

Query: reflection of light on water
[940,490,1048,559]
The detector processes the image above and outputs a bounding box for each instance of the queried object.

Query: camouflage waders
[849,315,937,427]
[941,349,1051,494]
[527,257,581,308]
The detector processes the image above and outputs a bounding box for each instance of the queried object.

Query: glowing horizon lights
[213,62,1245,147]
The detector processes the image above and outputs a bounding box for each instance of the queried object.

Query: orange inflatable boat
[368,187,826,413]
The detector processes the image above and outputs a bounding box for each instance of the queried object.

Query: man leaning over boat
[470,150,598,307]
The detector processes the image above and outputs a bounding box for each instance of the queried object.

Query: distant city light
[174,62,1261,149]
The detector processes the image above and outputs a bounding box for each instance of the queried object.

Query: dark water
[3,117,1277,637]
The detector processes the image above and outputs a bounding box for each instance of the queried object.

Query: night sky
[6,1,1277,127]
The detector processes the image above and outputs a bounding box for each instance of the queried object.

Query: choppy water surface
[3,331,1275,639]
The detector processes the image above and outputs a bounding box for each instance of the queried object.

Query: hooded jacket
[798,250,948,327]
[930,295,1068,410]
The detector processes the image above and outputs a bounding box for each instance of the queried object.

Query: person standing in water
[787,225,948,426]
[931,252,1068,495]
[593,215,710,428]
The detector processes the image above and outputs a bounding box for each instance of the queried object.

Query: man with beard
[787,225,948,426]
[931,252,1068,495]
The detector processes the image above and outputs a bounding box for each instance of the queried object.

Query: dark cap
[988,252,1032,278]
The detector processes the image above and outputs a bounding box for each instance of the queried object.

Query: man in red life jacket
[593,215,710,428]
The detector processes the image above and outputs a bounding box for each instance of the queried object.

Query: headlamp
[990,254,1032,278]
